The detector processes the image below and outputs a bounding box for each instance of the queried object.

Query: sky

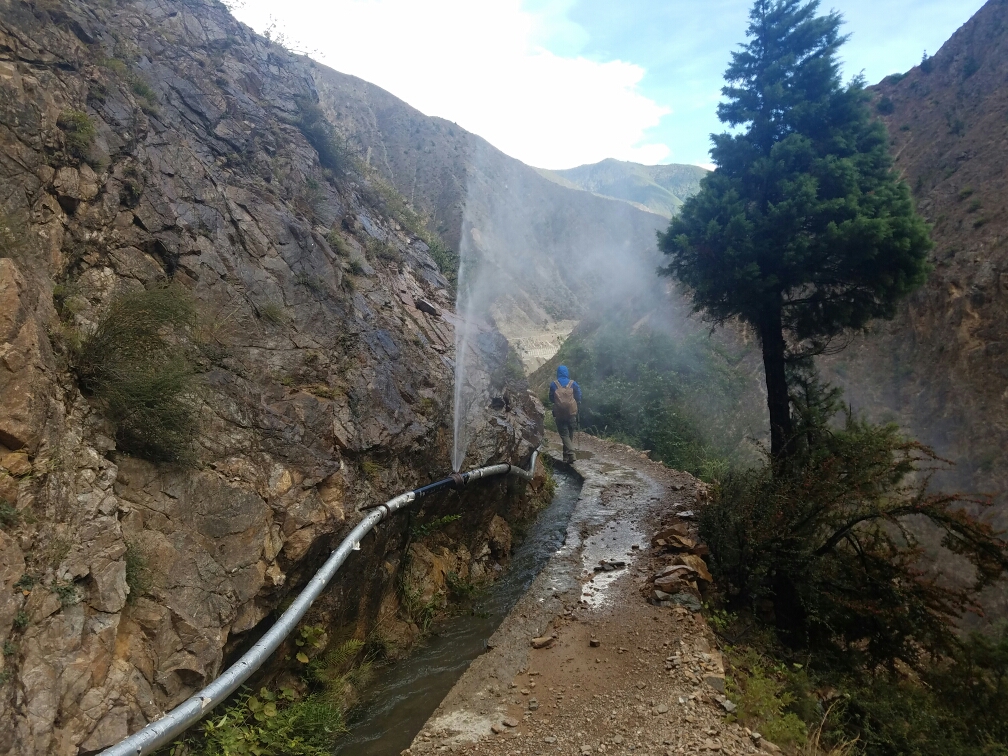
[229,0,985,170]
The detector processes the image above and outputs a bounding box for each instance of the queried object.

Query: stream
[333,469,583,755]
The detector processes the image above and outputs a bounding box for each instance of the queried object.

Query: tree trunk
[759,304,793,465]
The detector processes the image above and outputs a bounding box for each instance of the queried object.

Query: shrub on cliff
[56,109,96,162]
[295,96,352,177]
[73,285,199,464]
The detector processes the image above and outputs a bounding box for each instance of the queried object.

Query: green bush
[295,97,351,176]
[124,542,150,603]
[184,687,345,756]
[73,285,199,464]
[700,377,1008,667]
[56,109,95,161]
[426,237,459,287]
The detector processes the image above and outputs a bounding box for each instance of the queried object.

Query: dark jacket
[549,364,582,406]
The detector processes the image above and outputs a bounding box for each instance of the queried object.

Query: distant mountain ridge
[537,158,708,218]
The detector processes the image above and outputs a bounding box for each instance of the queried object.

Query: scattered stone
[544,735,557,744]
[503,717,519,728]
[656,704,669,714]
[531,635,555,649]
[491,724,505,735]
[589,637,601,647]
[721,699,737,714]
[415,298,439,316]
[671,592,703,612]
[528,698,539,711]
[704,672,726,694]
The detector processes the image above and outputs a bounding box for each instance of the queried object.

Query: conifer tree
[659,0,931,464]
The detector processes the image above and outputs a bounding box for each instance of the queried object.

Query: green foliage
[0,500,18,530]
[347,258,365,276]
[659,0,931,461]
[56,109,96,161]
[326,229,350,257]
[359,459,382,481]
[53,582,79,607]
[532,322,754,480]
[399,580,440,633]
[727,646,809,748]
[411,513,461,540]
[962,56,980,80]
[186,687,345,756]
[73,285,200,464]
[367,238,404,266]
[2,640,15,656]
[876,95,895,115]
[700,377,1008,666]
[294,97,351,177]
[130,77,159,113]
[426,238,459,287]
[257,301,288,326]
[13,611,27,630]
[124,542,150,603]
[13,574,33,592]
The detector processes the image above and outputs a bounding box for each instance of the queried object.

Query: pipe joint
[449,472,465,488]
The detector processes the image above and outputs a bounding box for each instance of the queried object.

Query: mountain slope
[823,0,1008,535]
[537,159,707,217]
[311,68,668,365]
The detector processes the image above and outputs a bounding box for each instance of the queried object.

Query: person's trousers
[557,418,577,463]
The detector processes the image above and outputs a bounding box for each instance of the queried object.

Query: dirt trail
[405,434,766,756]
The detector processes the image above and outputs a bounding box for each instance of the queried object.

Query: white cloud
[229,0,670,169]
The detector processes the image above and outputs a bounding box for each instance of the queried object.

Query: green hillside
[537,158,708,217]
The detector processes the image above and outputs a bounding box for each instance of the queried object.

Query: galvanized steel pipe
[100,449,539,756]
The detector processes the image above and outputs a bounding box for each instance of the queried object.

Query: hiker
[549,364,582,464]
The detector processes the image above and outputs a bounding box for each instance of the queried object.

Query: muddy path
[405,433,766,756]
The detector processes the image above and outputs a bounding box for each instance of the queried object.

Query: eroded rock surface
[0,1,541,752]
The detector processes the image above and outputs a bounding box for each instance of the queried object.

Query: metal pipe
[100,449,539,756]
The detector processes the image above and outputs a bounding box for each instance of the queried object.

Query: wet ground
[333,471,583,755]
[404,433,765,756]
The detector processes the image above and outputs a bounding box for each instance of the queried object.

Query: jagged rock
[488,514,512,557]
[0,529,24,648]
[0,452,30,477]
[0,260,51,453]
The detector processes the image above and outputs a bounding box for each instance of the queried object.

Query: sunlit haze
[229,0,984,169]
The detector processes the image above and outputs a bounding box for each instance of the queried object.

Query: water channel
[333,469,583,754]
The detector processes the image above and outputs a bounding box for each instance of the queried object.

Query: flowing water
[333,470,583,754]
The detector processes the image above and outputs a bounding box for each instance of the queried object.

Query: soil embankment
[406,434,764,756]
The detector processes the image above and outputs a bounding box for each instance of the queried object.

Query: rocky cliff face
[824,0,1007,514]
[0,1,541,753]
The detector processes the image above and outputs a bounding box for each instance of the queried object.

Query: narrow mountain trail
[405,434,767,756]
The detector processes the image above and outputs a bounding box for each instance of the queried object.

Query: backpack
[552,380,578,421]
